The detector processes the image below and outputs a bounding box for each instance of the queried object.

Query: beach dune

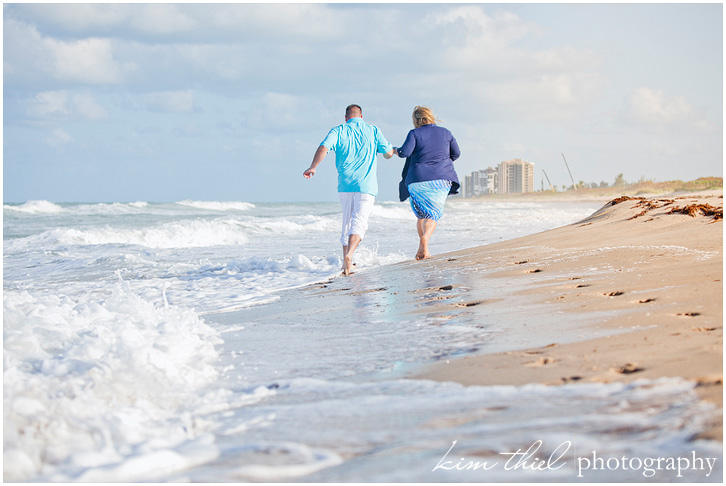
[409,191,723,439]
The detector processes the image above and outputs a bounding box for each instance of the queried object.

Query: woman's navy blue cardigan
[397,124,460,202]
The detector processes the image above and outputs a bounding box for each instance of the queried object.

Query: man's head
[345,104,363,121]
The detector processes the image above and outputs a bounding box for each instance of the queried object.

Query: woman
[395,106,460,260]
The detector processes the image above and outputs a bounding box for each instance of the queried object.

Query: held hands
[383,147,398,160]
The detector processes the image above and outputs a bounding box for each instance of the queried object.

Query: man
[304,104,395,275]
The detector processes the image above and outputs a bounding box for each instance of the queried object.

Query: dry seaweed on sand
[610,196,646,206]
[668,203,723,220]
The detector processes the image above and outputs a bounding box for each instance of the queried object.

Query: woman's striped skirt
[407,179,452,221]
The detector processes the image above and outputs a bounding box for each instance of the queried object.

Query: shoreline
[408,191,723,440]
[450,186,723,204]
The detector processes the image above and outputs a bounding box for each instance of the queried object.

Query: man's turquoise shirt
[320,117,392,196]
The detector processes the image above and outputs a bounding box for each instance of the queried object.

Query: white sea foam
[2,285,241,481]
[228,442,344,481]
[236,216,338,235]
[43,219,250,248]
[4,200,64,214]
[73,201,151,214]
[162,254,343,312]
[177,200,255,212]
[370,202,416,220]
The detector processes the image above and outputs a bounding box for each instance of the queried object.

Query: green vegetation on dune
[467,177,723,200]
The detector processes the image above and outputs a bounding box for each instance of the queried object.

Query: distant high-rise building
[465,167,497,196]
[463,174,473,198]
[497,159,535,194]
[463,159,534,197]
[483,167,497,193]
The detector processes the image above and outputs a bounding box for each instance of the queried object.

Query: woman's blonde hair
[412,106,439,128]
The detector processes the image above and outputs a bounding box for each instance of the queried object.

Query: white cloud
[27,91,107,121]
[624,87,714,131]
[72,93,108,121]
[6,4,195,36]
[129,4,197,35]
[46,36,122,84]
[414,6,604,122]
[3,19,53,82]
[28,91,71,118]
[4,19,125,86]
[45,128,73,146]
[208,3,346,41]
[245,93,330,133]
[481,72,606,121]
[7,3,345,41]
[144,90,195,113]
[8,4,130,32]
[423,7,537,70]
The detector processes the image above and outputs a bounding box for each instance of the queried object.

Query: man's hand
[304,146,328,179]
[383,147,396,159]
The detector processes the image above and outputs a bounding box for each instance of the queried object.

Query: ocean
[3,199,721,482]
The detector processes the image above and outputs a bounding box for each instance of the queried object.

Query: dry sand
[408,191,723,440]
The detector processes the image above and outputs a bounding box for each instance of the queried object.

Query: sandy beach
[409,191,723,440]
[6,194,721,481]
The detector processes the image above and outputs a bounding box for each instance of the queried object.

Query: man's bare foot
[342,254,353,275]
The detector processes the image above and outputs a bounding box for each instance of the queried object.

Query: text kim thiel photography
[433,440,719,479]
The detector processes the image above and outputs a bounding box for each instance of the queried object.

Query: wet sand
[211,191,722,444]
[408,191,723,440]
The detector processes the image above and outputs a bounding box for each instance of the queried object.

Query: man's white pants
[339,192,375,246]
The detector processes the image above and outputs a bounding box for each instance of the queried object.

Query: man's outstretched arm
[304,145,329,178]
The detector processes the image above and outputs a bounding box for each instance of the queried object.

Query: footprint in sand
[413,284,458,293]
[527,356,555,367]
[613,363,643,374]
[453,300,486,308]
[350,287,388,296]
[605,291,625,297]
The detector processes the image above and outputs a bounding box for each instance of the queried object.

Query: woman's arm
[397,130,416,158]
[450,136,461,162]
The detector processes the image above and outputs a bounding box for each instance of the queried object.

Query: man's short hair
[345,104,362,118]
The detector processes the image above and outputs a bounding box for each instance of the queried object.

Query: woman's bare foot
[415,218,437,260]
[416,239,431,260]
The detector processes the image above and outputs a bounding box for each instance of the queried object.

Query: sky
[3,2,723,203]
